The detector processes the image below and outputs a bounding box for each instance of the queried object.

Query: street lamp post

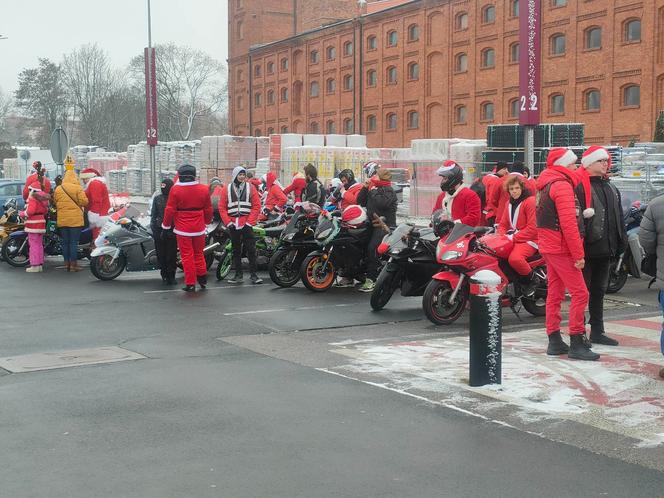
[146,0,158,194]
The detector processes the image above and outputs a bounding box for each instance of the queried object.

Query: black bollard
[469,270,505,387]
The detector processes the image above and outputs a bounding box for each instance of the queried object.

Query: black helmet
[338,169,355,184]
[177,164,196,182]
[431,209,455,238]
[437,161,463,195]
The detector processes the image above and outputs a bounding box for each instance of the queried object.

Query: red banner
[519,0,541,126]
[144,47,158,145]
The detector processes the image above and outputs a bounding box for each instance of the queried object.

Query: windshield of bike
[442,223,475,244]
[384,224,413,251]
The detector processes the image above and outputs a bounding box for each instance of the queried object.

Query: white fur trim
[173,228,206,236]
[554,149,578,167]
[581,148,609,167]
[174,181,200,187]
[436,164,457,175]
[88,211,108,228]
[161,223,172,230]
[583,207,595,219]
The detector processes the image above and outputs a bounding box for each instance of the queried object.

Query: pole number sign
[144,47,159,145]
[519,0,541,126]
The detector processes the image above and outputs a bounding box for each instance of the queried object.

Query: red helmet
[341,205,367,227]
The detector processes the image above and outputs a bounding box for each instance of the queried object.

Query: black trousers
[366,227,386,281]
[583,257,611,334]
[230,225,257,275]
[153,229,178,278]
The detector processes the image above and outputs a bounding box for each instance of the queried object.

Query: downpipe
[448,273,466,305]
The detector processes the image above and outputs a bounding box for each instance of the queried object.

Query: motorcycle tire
[1,234,30,268]
[300,253,336,292]
[422,279,468,325]
[370,265,401,311]
[216,250,233,281]
[90,254,126,281]
[606,263,628,294]
[269,248,302,287]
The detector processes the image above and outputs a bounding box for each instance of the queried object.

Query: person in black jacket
[302,163,325,207]
[151,178,178,285]
[576,146,626,346]
[359,168,398,292]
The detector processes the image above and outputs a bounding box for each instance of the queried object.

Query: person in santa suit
[283,171,307,203]
[498,175,538,296]
[330,169,364,209]
[80,168,111,243]
[161,164,213,292]
[22,161,52,201]
[431,160,481,227]
[488,162,537,226]
[483,161,509,225]
[21,181,51,273]
[260,171,287,221]
[218,166,263,284]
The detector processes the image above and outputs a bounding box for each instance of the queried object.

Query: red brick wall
[230,0,664,147]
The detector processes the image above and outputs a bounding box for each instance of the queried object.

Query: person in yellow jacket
[53,169,89,271]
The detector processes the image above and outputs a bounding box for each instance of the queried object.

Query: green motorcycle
[216,224,284,281]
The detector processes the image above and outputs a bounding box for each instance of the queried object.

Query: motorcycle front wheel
[606,262,628,294]
[216,250,233,281]
[1,234,30,268]
[90,254,126,281]
[300,253,336,292]
[269,247,301,288]
[370,265,402,311]
[422,279,468,325]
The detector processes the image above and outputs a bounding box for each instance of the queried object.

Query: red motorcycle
[422,223,547,325]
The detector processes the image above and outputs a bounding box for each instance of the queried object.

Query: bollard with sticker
[469,270,506,387]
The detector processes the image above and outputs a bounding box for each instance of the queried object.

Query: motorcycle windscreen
[383,224,412,251]
[442,223,475,244]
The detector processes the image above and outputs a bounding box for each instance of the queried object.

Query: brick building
[228,0,664,147]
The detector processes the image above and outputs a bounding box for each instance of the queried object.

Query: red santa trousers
[176,234,207,286]
[542,252,589,336]
[508,243,537,276]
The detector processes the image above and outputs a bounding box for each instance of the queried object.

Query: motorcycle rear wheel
[1,234,30,268]
[300,254,335,292]
[422,279,468,325]
[269,247,301,287]
[90,254,126,281]
[521,296,547,316]
[606,262,628,294]
[216,250,233,281]
[370,265,401,311]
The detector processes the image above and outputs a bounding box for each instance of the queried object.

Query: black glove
[161,228,175,241]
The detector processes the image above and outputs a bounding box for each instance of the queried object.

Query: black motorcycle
[370,224,441,310]
[607,203,646,294]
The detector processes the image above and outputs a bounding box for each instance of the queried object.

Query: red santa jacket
[265,171,287,211]
[218,181,261,228]
[489,173,537,224]
[23,189,50,234]
[433,186,481,227]
[498,195,538,244]
[481,174,501,218]
[340,182,364,210]
[22,174,51,201]
[283,173,307,202]
[85,177,111,228]
[162,181,213,236]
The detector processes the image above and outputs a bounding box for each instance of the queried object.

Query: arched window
[326,78,336,94]
[280,58,289,71]
[408,62,419,80]
[550,94,565,114]
[281,125,288,133]
[237,95,244,110]
[455,105,467,124]
[481,102,494,121]
[254,129,261,136]
[508,98,519,118]
[509,42,519,63]
[237,21,244,40]
[343,118,354,134]
[254,92,262,107]
[310,81,319,97]
[343,41,353,56]
[310,122,319,133]
[237,69,244,83]
[326,46,336,61]
[386,66,397,84]
[455,53,468,72]
[343,74,353,91]
[407,111,419,129]
[550,34,566,55]
[387,30,398,47]
[254,65,261,78]
[584,89,601,111]
[481,48,495,68]
[482,5,496,24]
[267,90,275,105]
[367,115,377,132]
[326,120,336,134]
[280,87,289,102]
[367,35,377,51]
[623,84,640,107]
[510,0,519,18]
[408,24,420,42]
[624,19,641,43]
[585,27,602,50]
[267,61,275,74]
[455,12,469,31]
[386,113,397,130]
[310,50,319,64]
[267,127,274,135]
[367,69,377,87]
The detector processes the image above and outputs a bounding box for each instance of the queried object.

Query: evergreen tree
[654,111,664,142]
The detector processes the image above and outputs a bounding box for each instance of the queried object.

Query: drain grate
[0,346,146,373]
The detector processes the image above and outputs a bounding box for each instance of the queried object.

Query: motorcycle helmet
[437,160,464,195]
[431,209,455,238]
[363,161,379,179]
[341,205,367,227]
[177,164,197,182]
[338,169,355,184]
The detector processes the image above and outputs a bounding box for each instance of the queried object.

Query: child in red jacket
[21,182,50,273]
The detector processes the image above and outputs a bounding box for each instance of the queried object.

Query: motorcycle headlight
[441,250,463,261]
[284,232,295,241]
[317,228,332,240]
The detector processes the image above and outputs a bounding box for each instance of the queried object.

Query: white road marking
[222,303,356,316]
[144,285,235,294]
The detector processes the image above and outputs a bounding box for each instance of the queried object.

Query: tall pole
[519,0,541,174]
[147,0,157,194]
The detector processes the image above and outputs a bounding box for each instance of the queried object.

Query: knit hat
[581,146,610,168]
[80,168,100,180]
[546,148,578,169]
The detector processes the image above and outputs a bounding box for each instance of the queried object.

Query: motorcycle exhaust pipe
[203,241,221,254]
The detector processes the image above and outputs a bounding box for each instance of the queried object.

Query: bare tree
[130,44,227,141]
[0,86,11,138]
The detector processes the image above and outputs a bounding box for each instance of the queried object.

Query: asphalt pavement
[1,258,663,497]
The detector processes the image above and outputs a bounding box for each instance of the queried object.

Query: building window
[510,0,519,18]
[310,50,320,64]
[386,113,397,130]
[367,115,377,132]
[237,95,244,111]
[550,94,565,115]
[584,89,601,111]
[310,81,319,97]
[482,5,496,24]
[408,24,420,42]
[552,0,567,6]
[343,74,353,91]
[237,21,244,40]
[455,105,467,124]
[407,111,419,129]
[455,53,468,72]
[367,35,377,51]
[386,66,397,84]
[550,34,566,56]
[310,122,319,133]
[280,58,289,71]
[254,92,262,107]
[481,48,495,68]
[267,90,275,105]
[326,78,336,94]
[326,120,336,134]
[625,19,641,43]
[481,102,494,121]
[387,30,398,47]
[254,129,261,136]
[267,127,274,135]
[585,27,602,50]
[267,62,275,74]
[408,62,419,80]
[280,87,289,102]
[455,12,469,31]
[254,65,261,78]
[509,42,519,63]
[623,84,640,107]
[508,98,519,118]
[326,46,336,61]
[367,69,377,87]
[343,118,354,134]
[281,126,288,133]
[237,69,244,83]
[343,41,353,56]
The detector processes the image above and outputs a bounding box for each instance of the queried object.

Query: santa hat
[28,182,42,193]
[581,146,610,167]
[576,167,595,218]
[546,148,578,169]
[80,168,101,179]
[436,160,461,176]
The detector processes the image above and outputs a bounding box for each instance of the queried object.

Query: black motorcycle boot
[520,272,536,298]
[182,284,196,293]
[160,270,168,283]
[166,273,177,285]
[546,331,570,355]
[589,329,619,346]
[568,334,600,361]
[197,275,208,290]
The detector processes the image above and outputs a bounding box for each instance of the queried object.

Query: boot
[65,262,71,272]
[166,273,177,285]
[546,331,570,355]
[197,275,208,290]
[160,270,168,283]
[182,284,196,293]
[227,271,243,284]
[590,330,619,346]
[26,265,42,273]
[568,334,600,361]
[520,273,536,298]
[70,262,81,272]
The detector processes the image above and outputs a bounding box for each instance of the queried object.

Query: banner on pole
[519,0,541,126]
[144,47,158,146]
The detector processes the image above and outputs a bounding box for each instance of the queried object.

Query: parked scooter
[607,202,646,293]
[0,198,23,261]
[422,223,547,325]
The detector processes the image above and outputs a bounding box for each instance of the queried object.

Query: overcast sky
[0,0,229,95]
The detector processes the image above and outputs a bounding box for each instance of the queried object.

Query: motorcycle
[268,202,321,287]
[607,203,646,294]
[422,223,547,325]
[370,223,441,310]
[0,198,23,261]
[299,209,372,292]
